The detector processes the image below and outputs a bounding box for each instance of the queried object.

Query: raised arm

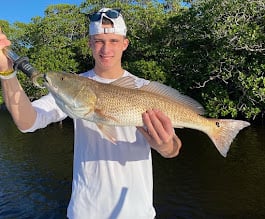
[0,28,36,130]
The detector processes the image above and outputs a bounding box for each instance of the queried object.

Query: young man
[0,8,181,219]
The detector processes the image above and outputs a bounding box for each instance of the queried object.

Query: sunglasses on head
[88,9,121,22]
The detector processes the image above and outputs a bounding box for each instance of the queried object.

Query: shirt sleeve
[21,93,67,133]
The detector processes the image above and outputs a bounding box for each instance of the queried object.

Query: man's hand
[137,109,182,158]
[0,27,13,71]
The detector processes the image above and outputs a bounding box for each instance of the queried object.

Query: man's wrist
[0,69,17,80]
[159,135,181,158]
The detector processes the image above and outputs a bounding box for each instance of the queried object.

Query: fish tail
[206,119,250,157]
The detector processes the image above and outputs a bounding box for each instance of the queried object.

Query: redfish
[43,72,250,157]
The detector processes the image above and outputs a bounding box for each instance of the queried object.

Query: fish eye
[216,122,220,127]
[60,77,64,81]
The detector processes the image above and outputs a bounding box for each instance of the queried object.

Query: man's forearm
[1,77,36,130]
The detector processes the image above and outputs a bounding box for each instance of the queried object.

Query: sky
[1,1,191,24]
[0,0,85,24]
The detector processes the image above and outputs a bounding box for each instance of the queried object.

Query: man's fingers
[153,109,173,133]
[143,110,163,142]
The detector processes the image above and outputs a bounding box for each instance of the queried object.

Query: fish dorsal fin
[140,81,205,115]
[110,76,137,89]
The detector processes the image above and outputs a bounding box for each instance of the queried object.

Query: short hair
[102,16,113,26]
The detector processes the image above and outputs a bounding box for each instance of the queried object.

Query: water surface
[0,111,264,218]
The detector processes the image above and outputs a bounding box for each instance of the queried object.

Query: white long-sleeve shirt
[23,70,156,219]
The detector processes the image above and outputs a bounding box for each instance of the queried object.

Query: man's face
[89,27,129,70]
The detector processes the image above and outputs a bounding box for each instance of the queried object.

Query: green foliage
[16,71,48,100]
[0,0,264,121]
[125,59,167,82]
[196,0,265,119]
[153,0,265,119]
[0,94,3,105]
[26,4,91,73]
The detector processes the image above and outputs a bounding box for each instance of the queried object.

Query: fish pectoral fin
[96,123,117,144]
[95,108,119,123]
[94,108,118,144]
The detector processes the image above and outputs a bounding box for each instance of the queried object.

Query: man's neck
[93,67,125,79]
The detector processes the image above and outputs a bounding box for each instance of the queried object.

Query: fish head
[44,72,97,119]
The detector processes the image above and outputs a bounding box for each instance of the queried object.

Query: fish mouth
[43,74,58,92]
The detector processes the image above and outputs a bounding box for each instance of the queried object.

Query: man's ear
[123,38,129,51]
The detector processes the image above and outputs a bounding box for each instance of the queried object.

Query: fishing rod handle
[4,48,38,78]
